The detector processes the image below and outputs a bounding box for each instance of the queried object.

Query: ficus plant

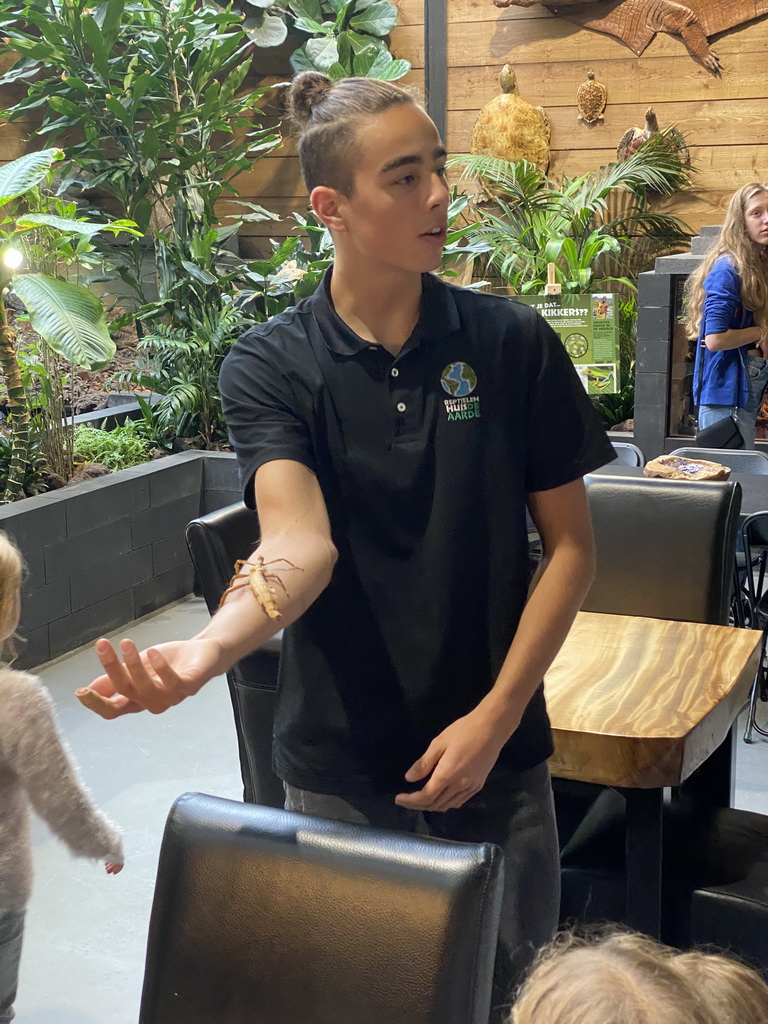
[0,148,139,502]
[286,0,410,80]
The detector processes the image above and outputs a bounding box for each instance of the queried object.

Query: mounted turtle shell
[576,70,607,124]
[470,65,550,173]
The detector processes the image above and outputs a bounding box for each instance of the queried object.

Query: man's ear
[311,185,347,233]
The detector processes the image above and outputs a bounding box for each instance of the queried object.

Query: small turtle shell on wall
[576,69,607,124]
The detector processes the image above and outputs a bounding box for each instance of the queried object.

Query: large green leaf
[349,1,398,36]
[12,274,116,370]
[374,56,410,81]
[0,149,64,206]
[243,11,288,46]
[15,212,105,236]
[306,35,339,69]
[288,0,323,18]
[293,15,328,33]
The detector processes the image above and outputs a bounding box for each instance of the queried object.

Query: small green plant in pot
[73,422,155,471]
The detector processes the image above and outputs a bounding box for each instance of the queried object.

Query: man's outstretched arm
[78,460,337,718]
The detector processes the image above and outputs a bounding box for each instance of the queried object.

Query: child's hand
[105,862,123,875]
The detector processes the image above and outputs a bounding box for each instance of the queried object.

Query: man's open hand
[76,637,223,719]
[394,708,518,812]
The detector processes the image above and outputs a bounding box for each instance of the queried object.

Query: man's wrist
[473,692,524,743]
[191,630,234,679]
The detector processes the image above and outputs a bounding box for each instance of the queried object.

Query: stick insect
[219,556,304,621]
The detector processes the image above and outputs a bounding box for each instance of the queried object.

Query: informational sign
[511,293,620,395]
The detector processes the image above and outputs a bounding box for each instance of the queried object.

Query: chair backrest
[610,441,645,467]
[669,447,768,475]
[186,504,284,808]
[583,475,742,624]
[140,792,504,1024]
[186,502,261,615]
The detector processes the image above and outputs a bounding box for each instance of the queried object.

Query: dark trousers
[285,761,560,1022]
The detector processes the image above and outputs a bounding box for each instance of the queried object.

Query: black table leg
[681,723,736,809]
[622,787,663,938]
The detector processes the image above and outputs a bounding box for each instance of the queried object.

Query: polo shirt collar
[311,266,460,357]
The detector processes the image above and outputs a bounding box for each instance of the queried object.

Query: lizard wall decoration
[492,0,768,73]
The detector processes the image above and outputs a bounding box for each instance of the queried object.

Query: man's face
[330,104,450,275]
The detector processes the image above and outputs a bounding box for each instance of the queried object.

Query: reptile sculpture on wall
[492,0,768,73]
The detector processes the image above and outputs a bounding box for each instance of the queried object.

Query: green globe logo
[441,362,477,397]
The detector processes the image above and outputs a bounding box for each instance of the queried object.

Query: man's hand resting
[76,637,224,718]
[394,708,517,813]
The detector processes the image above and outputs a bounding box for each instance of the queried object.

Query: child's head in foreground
[0,530,22,652]
[509,928,768,1024]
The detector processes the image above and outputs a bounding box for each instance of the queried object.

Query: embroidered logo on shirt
[440,362,480,420]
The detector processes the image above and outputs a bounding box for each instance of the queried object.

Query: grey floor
[13,596,768,1022]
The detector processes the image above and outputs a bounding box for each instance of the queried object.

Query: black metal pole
[424,0,447,141]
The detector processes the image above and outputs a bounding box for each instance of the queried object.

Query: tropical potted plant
[0,148,139,502]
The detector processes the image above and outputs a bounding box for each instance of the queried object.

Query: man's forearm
[196,531,337,676]
[476,541,594,735]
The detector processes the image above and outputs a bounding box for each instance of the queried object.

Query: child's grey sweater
[0,667,124,911]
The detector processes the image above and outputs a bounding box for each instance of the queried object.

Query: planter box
[1,451,241,669]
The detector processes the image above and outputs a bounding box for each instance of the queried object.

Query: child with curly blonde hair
[0,532,123,1023]
[675,950,768,1024]
[510,930,711,1024]
[510,929,768,1024]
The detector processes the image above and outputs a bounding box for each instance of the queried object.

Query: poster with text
[511,293,620,395]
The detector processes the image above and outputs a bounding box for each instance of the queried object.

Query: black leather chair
[610,441,645,467]
[558,475,749,939]
[186,503,284,808]
[582,474,741,626]
[692,861,768,979]
[139,792,505,1024]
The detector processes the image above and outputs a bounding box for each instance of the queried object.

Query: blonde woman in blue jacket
[685,183,768,449]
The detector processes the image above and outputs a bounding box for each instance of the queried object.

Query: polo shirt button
[396,402,406,413]
[391,367,399,377]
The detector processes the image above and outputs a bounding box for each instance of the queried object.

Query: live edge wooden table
[544,611,763,938]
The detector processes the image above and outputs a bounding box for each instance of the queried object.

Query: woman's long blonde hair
[510,930,718,1024]
[0,532,23,661]
[683,183,768,339]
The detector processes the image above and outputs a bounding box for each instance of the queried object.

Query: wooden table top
[544,611,763,789]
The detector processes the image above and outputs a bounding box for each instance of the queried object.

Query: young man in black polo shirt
[82,74,614,1011]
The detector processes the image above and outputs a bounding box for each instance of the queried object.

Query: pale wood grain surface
[545,612,763,788]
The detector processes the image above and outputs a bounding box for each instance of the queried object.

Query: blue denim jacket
[693,256,754,408]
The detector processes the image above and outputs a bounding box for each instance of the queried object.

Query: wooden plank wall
[434,0,768,235]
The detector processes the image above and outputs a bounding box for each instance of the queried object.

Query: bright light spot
[2,248,23,271]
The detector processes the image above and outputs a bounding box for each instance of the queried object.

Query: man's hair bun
[287,71,334,127]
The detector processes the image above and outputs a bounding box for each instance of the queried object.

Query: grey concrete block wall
[635,271,675,460]
[0,451,241,669]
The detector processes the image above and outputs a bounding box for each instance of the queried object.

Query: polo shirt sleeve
[702,259,743,335]
[219,329,316,509]
[523,312,616,493]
